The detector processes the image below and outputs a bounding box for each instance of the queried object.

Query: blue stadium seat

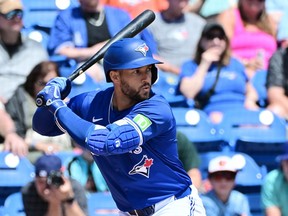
[87,192,118,216]
[217,109,287,171]
[152,71,187,107]
[21,0,79,29]
[1,192,25,216]
[171,107,227,152]
[0,152,35,205]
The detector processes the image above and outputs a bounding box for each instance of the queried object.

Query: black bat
[36,9,155,107]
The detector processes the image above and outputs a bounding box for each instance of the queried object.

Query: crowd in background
[0,0,288,215]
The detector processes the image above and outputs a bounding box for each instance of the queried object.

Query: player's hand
[46,77,71,99]
[36,83,67,114]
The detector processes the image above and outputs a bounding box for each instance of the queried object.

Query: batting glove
[46,77,71,99]
[36,77,71,114]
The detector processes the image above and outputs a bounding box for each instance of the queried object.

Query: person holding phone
[21,154,87,216]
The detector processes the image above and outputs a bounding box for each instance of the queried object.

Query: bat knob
[35,95,44,107]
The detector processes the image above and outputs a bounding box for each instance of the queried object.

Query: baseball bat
[36,9,155,107]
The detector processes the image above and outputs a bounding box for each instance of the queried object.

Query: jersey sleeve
[125,95,175,143]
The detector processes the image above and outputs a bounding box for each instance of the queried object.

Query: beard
[120,80,151,102]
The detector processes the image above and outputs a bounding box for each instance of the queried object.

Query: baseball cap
[201,22,226,39]
[35,154,62,177]
[208,156,237,174]
[276,144,288,162]
[0,0,22,14]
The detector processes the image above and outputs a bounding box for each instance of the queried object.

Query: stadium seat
[152,71,187,107]
[21,0,79,30]
[87,192,118,216]
[1,192,25,216]
[217,109,287,171]
[171,107,227,152]
[0,152,35,205]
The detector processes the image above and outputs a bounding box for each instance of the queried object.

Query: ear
[110,70,120,82]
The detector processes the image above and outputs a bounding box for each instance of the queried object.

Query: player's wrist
[47,100,67,115]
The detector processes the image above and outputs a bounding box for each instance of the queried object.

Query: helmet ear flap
[151,65,158,84]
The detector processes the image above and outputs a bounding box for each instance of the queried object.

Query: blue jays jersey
[34,87,191,211]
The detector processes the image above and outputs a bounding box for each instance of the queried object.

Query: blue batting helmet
[103,38,161,84]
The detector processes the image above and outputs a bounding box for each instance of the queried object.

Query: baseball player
[33,38,206,216]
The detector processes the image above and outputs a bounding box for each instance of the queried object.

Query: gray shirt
[147,12,206,68]
[0,34,48,101]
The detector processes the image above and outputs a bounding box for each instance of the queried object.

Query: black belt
[128,187,191,216]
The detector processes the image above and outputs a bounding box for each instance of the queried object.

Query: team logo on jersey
[133,114,152,132]
[135,43,149,56]
[129,155,153,178]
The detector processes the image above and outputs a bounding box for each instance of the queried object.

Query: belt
[128,186,191,216]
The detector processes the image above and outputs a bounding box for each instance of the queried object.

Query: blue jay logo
[135,43,149,56]
[129,155,153,178]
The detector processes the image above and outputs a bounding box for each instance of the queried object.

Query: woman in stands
[177,22,259,124]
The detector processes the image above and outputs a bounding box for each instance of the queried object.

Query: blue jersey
[34,87,191,211]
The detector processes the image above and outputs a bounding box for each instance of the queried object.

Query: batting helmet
[103,38,161,84]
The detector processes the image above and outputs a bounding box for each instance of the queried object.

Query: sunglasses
[0,9,23,20]
[209,171,236,181]
[205,33,225,40]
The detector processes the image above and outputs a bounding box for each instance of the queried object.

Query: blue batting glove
[37,84,67,114]
[46,77,72,100]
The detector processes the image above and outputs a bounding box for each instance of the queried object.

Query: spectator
[184,0,237,21]
[66,145,109,193]
[217,0,277,79]
[145,0,206,75]
[201,155,251,216]
[261,144,288,216]
[177,131,202,191]
[101,0,168,18]
[0,100,27,156]
[21,154,87,216]
[178,22,258,124]
[265,36,288,119]
[48,0,139,83]
[5,61,73,163]
[0,0,49,102]
[265,0,288,28]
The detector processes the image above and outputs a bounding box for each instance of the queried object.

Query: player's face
[118,65,152,102]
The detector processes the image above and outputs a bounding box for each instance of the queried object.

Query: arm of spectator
[57,40,108,62]
[183,0,205,13]
[180,47,218,99]
[0,102,28,157]
[265,206,282,216]
[152,54,180,75]
[244,82,259,110]
[267,86,288,118]
[216,8,235,40]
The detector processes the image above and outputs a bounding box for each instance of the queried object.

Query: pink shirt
[230,9,277,69]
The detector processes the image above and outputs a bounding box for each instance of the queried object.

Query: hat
[208,156,237,174]
[201,22,226,38]
[35,154,62,177]
[276,144,288,162]
[0,0,22,14]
